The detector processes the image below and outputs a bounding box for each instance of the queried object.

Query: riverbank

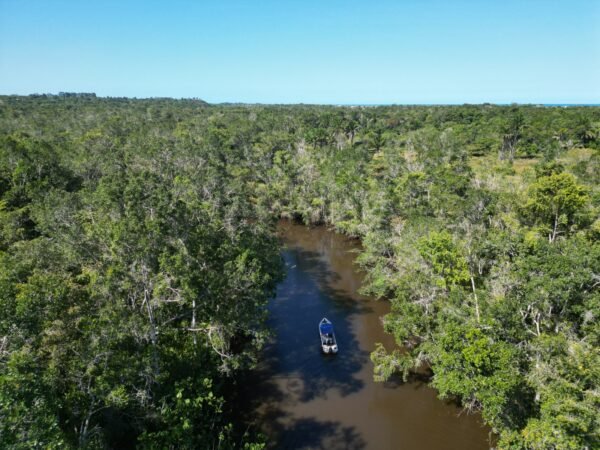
[238,220,491,449]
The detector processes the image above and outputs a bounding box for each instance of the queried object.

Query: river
[240,221,491,449]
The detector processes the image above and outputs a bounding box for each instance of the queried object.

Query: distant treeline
[0,95,598,449]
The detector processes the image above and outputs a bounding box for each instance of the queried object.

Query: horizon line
[2,92,600,107]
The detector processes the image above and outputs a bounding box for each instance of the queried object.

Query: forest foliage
[1,95,599,449]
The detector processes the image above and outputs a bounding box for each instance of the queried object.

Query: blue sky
[1,0,599,104]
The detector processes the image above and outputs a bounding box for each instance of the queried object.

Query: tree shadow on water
[238,243,372,449]
[381,370,432,391]
[273,417,367,450]
[264,247,371,402]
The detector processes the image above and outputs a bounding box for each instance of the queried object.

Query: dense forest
[0,95,599,449]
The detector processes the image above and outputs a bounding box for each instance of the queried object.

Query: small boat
[319,318,338,354]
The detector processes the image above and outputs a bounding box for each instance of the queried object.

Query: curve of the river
[240,221,491,450]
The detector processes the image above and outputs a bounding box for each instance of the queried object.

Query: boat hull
[321,344,338,354]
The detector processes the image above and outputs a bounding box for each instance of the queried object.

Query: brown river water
[239,221,491,449]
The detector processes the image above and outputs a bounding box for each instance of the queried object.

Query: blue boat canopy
[320,323,333,334]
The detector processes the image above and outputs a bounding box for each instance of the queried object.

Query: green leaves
[1,96,599,449]
[0,99,284,448]
[417,231,470,290]
[524,172,590,242]
[512,335,600,450]
[371,343,415,382]
[0,347,65,449]
[429,324,524,429]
